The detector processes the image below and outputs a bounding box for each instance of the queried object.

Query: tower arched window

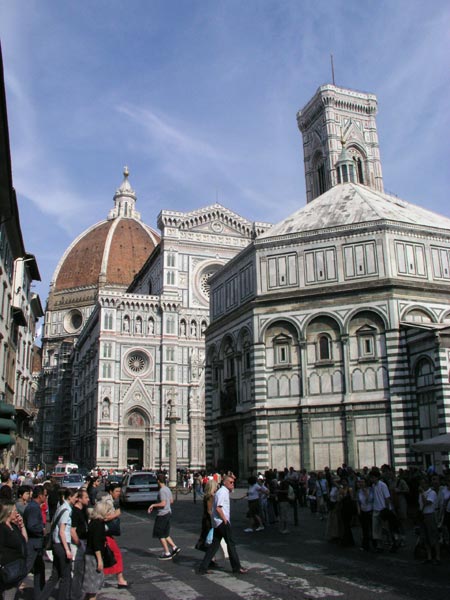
[316,162,326,196]
[353,157,364,183]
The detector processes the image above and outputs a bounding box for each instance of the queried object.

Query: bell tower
[297,84,384,202]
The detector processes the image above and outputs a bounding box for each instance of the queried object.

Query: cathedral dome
[52,168,160,292]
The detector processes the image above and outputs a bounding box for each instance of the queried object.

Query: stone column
[166,387,179,488]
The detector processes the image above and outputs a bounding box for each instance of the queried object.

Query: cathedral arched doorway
[127,439,144,468]
[121,408,153,469]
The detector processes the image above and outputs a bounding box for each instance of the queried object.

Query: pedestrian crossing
[92,550,392,600]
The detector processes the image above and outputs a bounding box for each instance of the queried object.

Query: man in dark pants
[38,488,77,600]
[23,485,47,597]
[198,475,248,575]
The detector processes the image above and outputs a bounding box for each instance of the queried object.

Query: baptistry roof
[52,169,160,292]
[259,183,450,239]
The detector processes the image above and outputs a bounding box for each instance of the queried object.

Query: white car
[61,474,85,490]
[120,472,159,505]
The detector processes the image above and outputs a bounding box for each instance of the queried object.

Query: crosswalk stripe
[139,565,203,599]
[204,570,280,600]
[247,563,343,598]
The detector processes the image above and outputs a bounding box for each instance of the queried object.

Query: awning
[410,433,450,453]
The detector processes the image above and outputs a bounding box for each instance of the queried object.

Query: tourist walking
[244,476,266,532]
[37,488,78,600]
[198,475,248,575]
[82,499,109,600]
[70,489,90,600]
[103,484,129,588]
[147,474,181,561]
[23,485,47,597]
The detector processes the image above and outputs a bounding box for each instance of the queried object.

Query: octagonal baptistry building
[39,169,160,464]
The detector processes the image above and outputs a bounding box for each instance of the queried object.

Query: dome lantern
[108,166,141,220]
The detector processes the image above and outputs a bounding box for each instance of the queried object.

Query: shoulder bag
[45,508,68,551]
[0,525,28,589]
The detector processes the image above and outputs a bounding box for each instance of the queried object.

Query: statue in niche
[102,400,110,420]
[148,318,154,334]
[123,317,130,332]
[180,320,186,336]
[128,412,145,427]
[191,321,197,337]
[135,318,142,333]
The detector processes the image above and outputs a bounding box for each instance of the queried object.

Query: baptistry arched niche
[218,335,237,415]
[402,307,435,324]
[264,320,301,399]
[305,315,342,365]
[347,310,388,392]
[305,315,343,396]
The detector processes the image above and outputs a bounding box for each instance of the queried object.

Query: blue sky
[0,1,449,306]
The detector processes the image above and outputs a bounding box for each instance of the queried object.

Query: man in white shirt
[419,478,440,564]
[198,475,248,575]
[370,469,399,552]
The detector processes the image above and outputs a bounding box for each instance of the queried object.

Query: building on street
[0,43,44,470]
[204,83,450,475]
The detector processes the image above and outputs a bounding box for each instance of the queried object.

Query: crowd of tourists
[1,462,449,598]
[237,463,450,565]
[0,469,129,600]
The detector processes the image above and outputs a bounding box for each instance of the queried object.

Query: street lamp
[165,387,179,489]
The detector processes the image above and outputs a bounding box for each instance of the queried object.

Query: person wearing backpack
[38,488,77,600]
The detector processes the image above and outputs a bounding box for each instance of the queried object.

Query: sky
[0,0,449,307]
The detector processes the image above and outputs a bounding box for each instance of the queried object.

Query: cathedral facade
[204,84,450,476]
[38,168,270,469]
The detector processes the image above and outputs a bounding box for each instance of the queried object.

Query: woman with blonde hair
[82,499,109,599]
[196,480,219,560]
[0,501,28,600]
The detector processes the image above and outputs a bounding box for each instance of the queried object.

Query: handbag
[106,517,121,537]
[288,485,295,502]
[205,527,214,545]
[102,540,117,568]
[0,557,28,588]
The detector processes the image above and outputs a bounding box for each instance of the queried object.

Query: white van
[53,462,79,477]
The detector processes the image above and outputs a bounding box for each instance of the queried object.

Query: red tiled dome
[53,217,159,292]
[52,169,160,294]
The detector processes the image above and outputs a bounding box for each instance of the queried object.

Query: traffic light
[0,401,16,447]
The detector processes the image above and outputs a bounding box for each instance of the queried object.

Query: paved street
[22,488,449,600]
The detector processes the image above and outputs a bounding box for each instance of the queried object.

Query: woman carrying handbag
[82,499,111,600]
[0,501,28,600]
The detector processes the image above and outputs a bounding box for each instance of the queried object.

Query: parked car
[120,471,158,505]
[106,472,124,488]
[60,474,85,490]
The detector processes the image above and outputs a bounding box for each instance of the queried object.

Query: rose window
[126,351,148,374]
[200,270,216,299]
